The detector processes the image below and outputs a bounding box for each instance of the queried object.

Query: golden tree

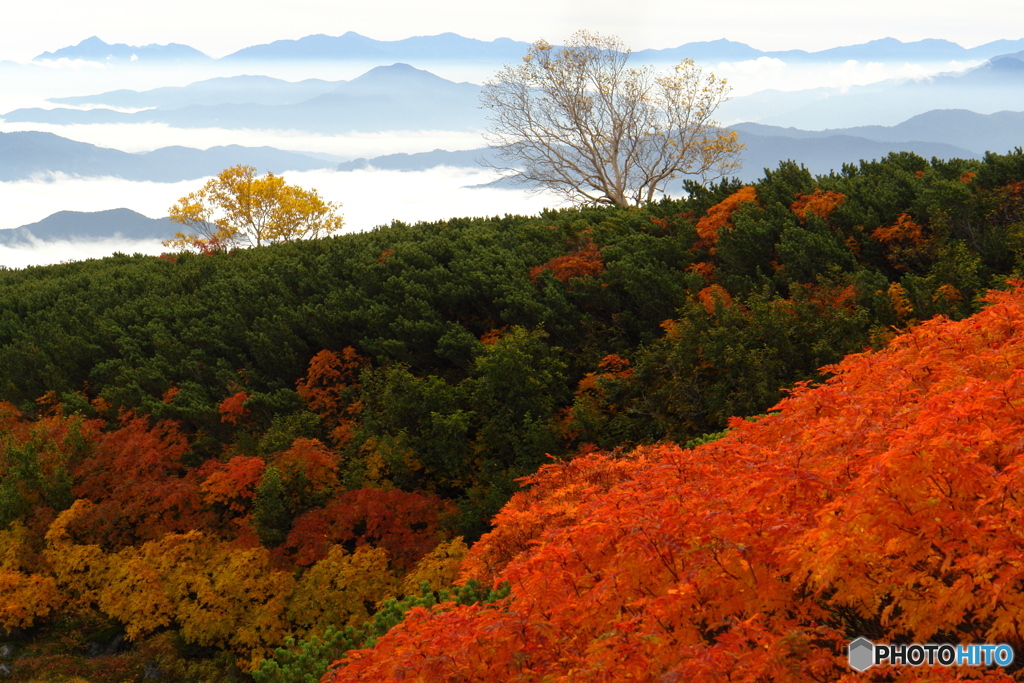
[482,31,743,207]
[165,165,344,250]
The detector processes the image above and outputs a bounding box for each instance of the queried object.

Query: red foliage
[284,488,454,571]
[325,285,1024,682]
[992,180,1024,224]
[70,416,211,548]
[596,354,631,377]
[218,391,250,426]
[200,455,266,514]
[270,437,338,492]
[529,237,604,284]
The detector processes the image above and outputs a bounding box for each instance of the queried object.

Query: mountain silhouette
[0,131,334,182]
[33,36,211,63]
[0,208,178,245]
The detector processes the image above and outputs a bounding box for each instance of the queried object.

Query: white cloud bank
[0,120,489,158]
[0,166,566,269]
[711,57,983,96]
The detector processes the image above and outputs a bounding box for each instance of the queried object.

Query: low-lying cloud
[0,120,490,159]
[0,166,566,269]
[712,58,981,96]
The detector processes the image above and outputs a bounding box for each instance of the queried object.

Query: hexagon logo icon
[849,637,874,672]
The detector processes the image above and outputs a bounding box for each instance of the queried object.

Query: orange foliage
[459,453,643,587]
[0,401,23,431]
[326,285,1024,683]
[528,237,604,283]
[284,488,454,571]
[597,354,631,377]
[0,570,65,629]
[794,282,857,312]
[695,186,757,249]
[479,325,509,346]
[270,437,338,492]
[296,348,366,447]
[935,282,963,304]
[992,180,1024,224]
[200,455,266,514]
[687,260,716,282]
[872,212,926,247]
[873,213,932,272]
[790,189,845,220]
[696,284,733,314]
[218,391,250,425]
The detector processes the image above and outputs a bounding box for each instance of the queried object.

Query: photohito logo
[848,638,1015,672]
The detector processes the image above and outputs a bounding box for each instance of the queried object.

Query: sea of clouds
[0,55,982,269]
[0,164,563,269]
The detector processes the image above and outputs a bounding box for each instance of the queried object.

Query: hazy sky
[5,0,1023,62]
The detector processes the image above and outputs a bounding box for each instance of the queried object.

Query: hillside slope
[325,284,1024,682]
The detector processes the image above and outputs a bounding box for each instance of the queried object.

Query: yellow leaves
[289,544,396,631]
[401,537,469,595]
[0,520,30,572]
[0,570,64,629]
[100,549,176,640]
[44,500,109,610]
[165,165,344,251]
[888,282,915,322]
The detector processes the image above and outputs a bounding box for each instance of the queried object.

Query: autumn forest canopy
[2,148,1024,681]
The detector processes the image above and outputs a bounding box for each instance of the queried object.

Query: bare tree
[481,31,743,207]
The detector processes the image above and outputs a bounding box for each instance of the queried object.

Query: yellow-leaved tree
[165,165,344,251]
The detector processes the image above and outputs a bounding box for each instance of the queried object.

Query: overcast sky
[4,0,1022,62]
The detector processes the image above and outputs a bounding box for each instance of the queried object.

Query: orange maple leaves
[325,285,1024,683]
[528,237,605,283]
[790,188,845,220]
[695,185,758,249]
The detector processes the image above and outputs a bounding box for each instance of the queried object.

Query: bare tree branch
[481,31,743,207]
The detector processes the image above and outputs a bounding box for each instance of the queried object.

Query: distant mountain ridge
[731,109,1024,156]
[32,33,1024,66]
[221,31,529,62]
[34,36,212,63]
[50,75,341,109]
[2,108,1008,186]
[723,51,1024,127]
[330,110,1006,183]
[3,64,486,134]
[0,208,178,245]
[10,52,1024,135]
[0,131,334,182]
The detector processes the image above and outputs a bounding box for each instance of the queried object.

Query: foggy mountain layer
[6,53,1024,133]
[30,33,1024,66]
